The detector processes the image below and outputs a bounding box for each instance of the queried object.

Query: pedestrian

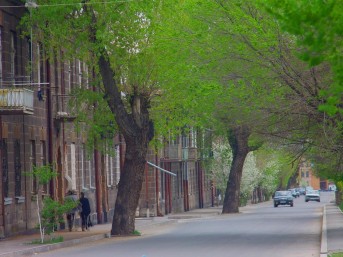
[65,190,79,232]
[79,192,91,231]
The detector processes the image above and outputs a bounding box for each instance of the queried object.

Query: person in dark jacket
[79,192,91,231]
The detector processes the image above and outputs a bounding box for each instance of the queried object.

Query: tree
[261,0,343,117]
[22,1,172,236]
[260,0,343,175]
[26,165,75,243]
[154,0,336,213]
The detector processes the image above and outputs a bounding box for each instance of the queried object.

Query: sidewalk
[1,202,343,257]
[0,206,222,257]
[325,203,343,256]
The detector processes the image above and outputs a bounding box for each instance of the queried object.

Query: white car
[305,190,320,202]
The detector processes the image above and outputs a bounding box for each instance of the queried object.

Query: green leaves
[26,165,58,186]
[261,0,343,117]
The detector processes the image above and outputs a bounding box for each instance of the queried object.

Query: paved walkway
[1,202,343,257]
[326,203,343,256]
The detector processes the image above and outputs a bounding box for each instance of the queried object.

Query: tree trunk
[111,136,148,235]
[97,55,153,235]
[222,125,251,214]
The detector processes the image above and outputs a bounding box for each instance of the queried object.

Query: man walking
[79,192,91,231]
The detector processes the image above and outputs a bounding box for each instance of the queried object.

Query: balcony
[54,95,76,121]
[0,88,34,115]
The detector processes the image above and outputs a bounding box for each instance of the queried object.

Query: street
[33,192,334,257]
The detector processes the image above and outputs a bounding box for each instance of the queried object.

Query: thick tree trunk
[222,125,251,214]
[111,136,148,235]
[97,55,153,235]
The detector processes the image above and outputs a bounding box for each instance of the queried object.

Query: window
[70,143,76,190]
[14,139,22,196]
[182,134,189,148]
[10,31,17,82]
[306,171,309,178]
[190,128,197,148]
[80,144,87,189]
[67,60,71,93]
[37,43,45,100]
[30,141,37,193]
[301,172,304,178]
[106,154,114,187]
[41,141,48,193]
[27,37,32,81]
[115,145,120,185]
[64,142,76,191]
[2,139,9,197]
[169,132,179,145]
[78,60,82,86]
[83,62,89,89]
[89,153,95,189]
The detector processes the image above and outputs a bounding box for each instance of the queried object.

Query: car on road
[305,186,314,195]
[288,188,300,198]
[273,191,294,207]
[299,187,306,195]
[305,190,320,202]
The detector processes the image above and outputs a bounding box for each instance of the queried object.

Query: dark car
[273,191,294,207]
[288,188,299,198]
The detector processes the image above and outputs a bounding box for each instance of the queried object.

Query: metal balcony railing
[0,88,34,115]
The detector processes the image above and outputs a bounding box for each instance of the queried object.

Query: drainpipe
[46,60,54,198]
[92,68,102,224]
[0,117,4,237]
[155,153,160,216]
[94,149,102,223]
[145,163,149,218]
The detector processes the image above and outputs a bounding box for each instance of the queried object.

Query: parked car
[273,191,294,207]
[305,190,320,202]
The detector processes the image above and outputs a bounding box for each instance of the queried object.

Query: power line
[0,0,135,8]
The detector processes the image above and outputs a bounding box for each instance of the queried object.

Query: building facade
[298,159,328,190]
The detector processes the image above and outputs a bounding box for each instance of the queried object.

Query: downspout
[0,117,4,237]
[145,163,149,218]
[46,60,54,198]
[94,149,102,223]
[22,115,27,230]
[93,69,102,224]
[155,153,160,216]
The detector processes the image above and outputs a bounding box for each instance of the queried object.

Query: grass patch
[132,230,141,236]
[30,236,64,244]
[330,253,343,257]
[339,202,343,211]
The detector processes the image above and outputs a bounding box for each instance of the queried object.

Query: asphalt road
[34,192,334,257]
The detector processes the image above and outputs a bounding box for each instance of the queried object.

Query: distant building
[298,160,328,190]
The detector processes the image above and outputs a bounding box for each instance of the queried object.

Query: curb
[0,234,107,257]
[320,205,328,257]
[0,219,179,257]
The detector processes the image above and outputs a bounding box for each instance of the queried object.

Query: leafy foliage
[261,0,343,117]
